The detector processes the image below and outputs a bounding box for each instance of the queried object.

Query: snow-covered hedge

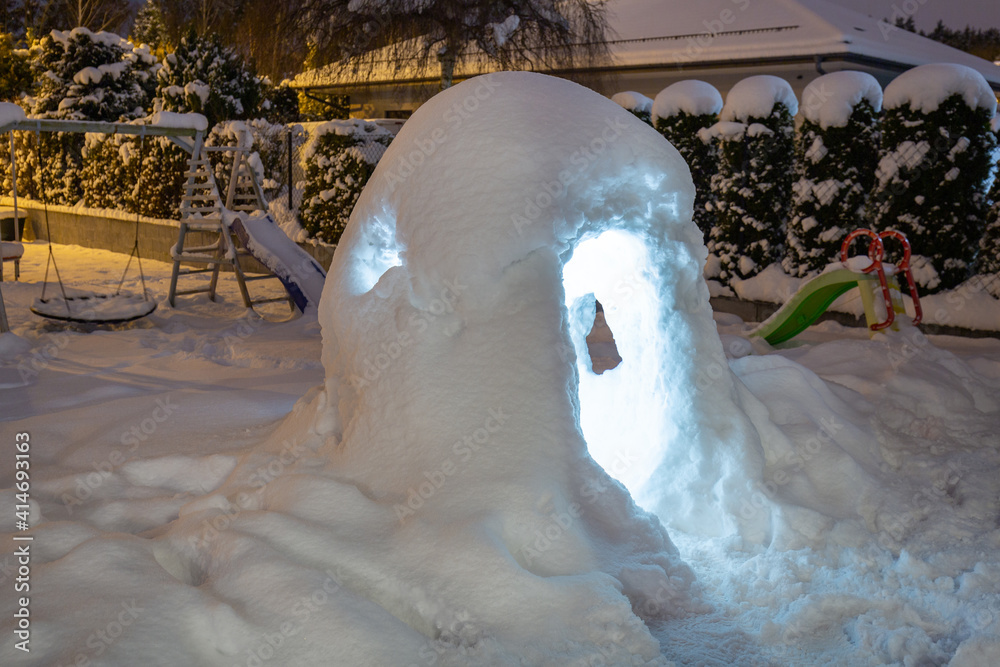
[707,75,797,282]
[154,31,263,129]
[80,128,188,219]
[207,119,306,206]
[652,80,722,239]
[868,64,998,292]
[610,91,653,125]
[785,72,882,277]
[299,119,392,244]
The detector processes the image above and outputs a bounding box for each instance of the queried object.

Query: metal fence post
[287,129,293,212]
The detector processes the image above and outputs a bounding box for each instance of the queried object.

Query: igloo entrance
[563,229,676,499]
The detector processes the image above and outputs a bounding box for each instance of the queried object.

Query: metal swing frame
[0,118,201,328]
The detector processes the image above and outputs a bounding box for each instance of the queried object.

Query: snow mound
[0,102,25,127]
[611,90,653,114]
[801,71,883,128]
[651,80,723,122]
[883,63,997,114]
[699,120,747,143]
[149,111,208,132]
[720,74,798,121]
[158,71,773,662]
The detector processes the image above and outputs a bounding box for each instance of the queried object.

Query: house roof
[292,0,1000,92]
[608,0,1000,89]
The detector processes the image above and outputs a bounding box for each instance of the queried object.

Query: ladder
[167,131,291,312]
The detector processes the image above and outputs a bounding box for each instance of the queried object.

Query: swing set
[0,114,302,331]
[0,118,201,327]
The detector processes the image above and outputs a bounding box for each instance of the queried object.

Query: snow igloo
[279,71,770,660]
[320,70,766,537]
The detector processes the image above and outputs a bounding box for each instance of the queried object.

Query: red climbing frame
[840,228,923,331]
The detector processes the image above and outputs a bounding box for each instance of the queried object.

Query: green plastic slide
[751,269,877,345]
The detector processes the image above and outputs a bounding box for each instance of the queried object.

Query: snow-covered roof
[608,0,1000,90]
[293,0,1000,93]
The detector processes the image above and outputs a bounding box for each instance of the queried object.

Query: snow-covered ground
[1,238,998,666]
[2,69,999,666]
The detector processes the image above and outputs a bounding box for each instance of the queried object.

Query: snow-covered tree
[62,0,132,34]
[978,117,1000,280]
[707,75,797,283]
[868,63,997,292]
[260,80,299,124]
[300,120,392,244]
[304,0,610,90]
[5,0,130,42]
[131,1,169,52]
[982,204,1000,279]
[0,33,32,101]
[14,27,156,205]
[652,80,722,240]
[785,72,882,277]
[28,27,152,121]
[611,91,653,125]
[154,30,263,128]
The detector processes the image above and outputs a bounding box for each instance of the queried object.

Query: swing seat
[1,241,22,261]
[31,290,157,324]
[2,241,22,282]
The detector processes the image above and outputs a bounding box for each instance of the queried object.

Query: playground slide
[228,213,327,313]
[751,269,877,346]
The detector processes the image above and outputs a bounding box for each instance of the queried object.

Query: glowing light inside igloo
[563,229,679,500]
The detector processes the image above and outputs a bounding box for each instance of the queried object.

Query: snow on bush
[707,75,797,282]
[785,72,882,277]
[80,127,188,219]
[7,27,159,205]
[260,80,300,124]
[868,63,997,292]
[610,90,653,124]
[981,204,1000,280]
[652,80,722,239]
[154,31,263,129]
[206,119,306,208]
[299,119,391,244]
[981,117,1000,279]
